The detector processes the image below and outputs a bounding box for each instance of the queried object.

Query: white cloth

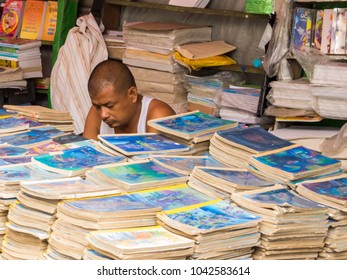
[50,13,108,134]
[100,95,153,134]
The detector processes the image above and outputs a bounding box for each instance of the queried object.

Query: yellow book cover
[19,1,47,40]
[40,1,58,42]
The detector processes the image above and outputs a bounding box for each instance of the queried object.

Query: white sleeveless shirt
[100,95,154,134]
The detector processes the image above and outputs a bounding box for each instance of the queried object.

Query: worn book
[31,146,127,176]
[249,145,341,181]
[20,176,122,200]
[98,133,190,156]
[148,110,238,140]
[149,154,225,175]
[0,0,25,38]
[92,159,188,191]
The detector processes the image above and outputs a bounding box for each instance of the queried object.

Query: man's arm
[83,106,102,140]
[146,99,176,133]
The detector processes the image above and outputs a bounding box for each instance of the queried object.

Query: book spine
[314,10,324,50]
[331,8,347,55]
[321,9,334,54]
[0,59,19,68]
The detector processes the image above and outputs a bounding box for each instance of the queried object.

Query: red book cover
[0,0,25,38]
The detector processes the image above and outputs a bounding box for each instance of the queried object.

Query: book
[249,145,341,181]
[0,144,28,157]
[0,0,25,38]
[19,0,47,40]
[314,10,324,50]
[98,133,190,156]
[291,7,316,49]
[331,8,347,55]
[0,66,23,82]
[149,155,225,175]
[0,116,29,134]
[321,9,334,54]
[0,155,32,166]
[31,146,127,176]
[20,176,122,200]
[40,1,58,42]
[147,111,238,140]
[92,159,189,191]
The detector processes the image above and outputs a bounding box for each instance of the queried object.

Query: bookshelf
[95,0,268,74]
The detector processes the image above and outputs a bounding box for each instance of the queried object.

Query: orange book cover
[40,1,58,41]
[19,0,47,40]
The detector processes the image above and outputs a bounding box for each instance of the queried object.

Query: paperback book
[0,116,29,134]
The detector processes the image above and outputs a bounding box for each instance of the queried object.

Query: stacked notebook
[295,174,347,259]
[157,200,262,260]
[232,185,329,260]
[209,126,293,168]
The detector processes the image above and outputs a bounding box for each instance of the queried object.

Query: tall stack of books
[232,185,329,259]
[122,22,212,112]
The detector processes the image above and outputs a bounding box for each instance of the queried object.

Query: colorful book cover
[150,155,224,175]
[0,129,51,147]
[195,167,275,188]
[158,200,261,233]
[0,116,29,133]
[215,126,293,153]
[94,160,187,186]
[0,0,25,38]
[314,10,324,50]
[52,133,88,145]
[291,7,316,49]
[147,111,238,140]
[40,1,58,41]
[0,155,32,166]
[0,145,28,157]
[19,0,47,40]
[27,141,66,155]
[321,9,334,54]
[251,145,341,177]
[32,146,126,176]
[98,133,189,155]
[241,187,326,210]
[331,8,347,54]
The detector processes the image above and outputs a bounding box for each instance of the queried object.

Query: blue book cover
[251,145,341,179]
[0,117,29,133]
[157,200,261,234]
[0,145,29,157]
[32,146,126,176]
[94,160,188,190]
[98,133,189,155]
[147,111,238,140]
[0,155,33,166]
[215,126,293,153]
[150,155,225,175]
[291,7,316,49]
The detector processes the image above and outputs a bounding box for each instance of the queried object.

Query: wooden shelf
[105,0,268,19]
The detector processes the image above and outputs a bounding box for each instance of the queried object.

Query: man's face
[91,84,136,129]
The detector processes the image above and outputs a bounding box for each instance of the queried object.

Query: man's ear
[127,86,138,103]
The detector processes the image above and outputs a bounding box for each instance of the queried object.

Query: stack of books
[122,21,212,112]
[209,126,293,168]
[3,105,75,132]
[85,226,195,260]
[0,37,43,79]
[147,111,238,155]
[157,200,262,260]
[103,30,125,61]
[295,174,347,259]
[232,185,329,260]
[188,166,277,200]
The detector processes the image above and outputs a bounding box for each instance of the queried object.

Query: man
[83,60,176,140]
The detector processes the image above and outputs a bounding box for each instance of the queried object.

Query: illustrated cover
[52,133,88,145]
[157,200,261,234]
[0,0,25,38]
[32,146,126,176]
[0,155,32,166]
[291,7,316,49]
[331,8,347,54]
[250,145,341,180]
[0,116,29,133]
[131,184,214,211]
[147,111,238,140]
[94,160,188,189]
[27,141,66,155]
[0,163,65,185]
[20,176,121,200]
[215,126,293,153]
[40,1,58,41]
[194,167,275,188]
[88,225,195,253]
[98,133,189,155]
[314,10,324,50]
[19,0,47,40]
[150,155,225,175]
[0,145,28,157]
[0,129,51,147]
[321,9,334,54]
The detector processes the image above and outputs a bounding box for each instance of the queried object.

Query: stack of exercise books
[86,159,188,192]
[97,133,190,157]
[157,199,262,260]
[3,105,75,132]
[188,166,277,200]
[85,225,195,260]
[248,144,342,183]
[232,185,329,260]
[31,145,127,177]
[295,174,347,259]
[103,30,125,61]
[147,111,238,155]
[209,126,293,168]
